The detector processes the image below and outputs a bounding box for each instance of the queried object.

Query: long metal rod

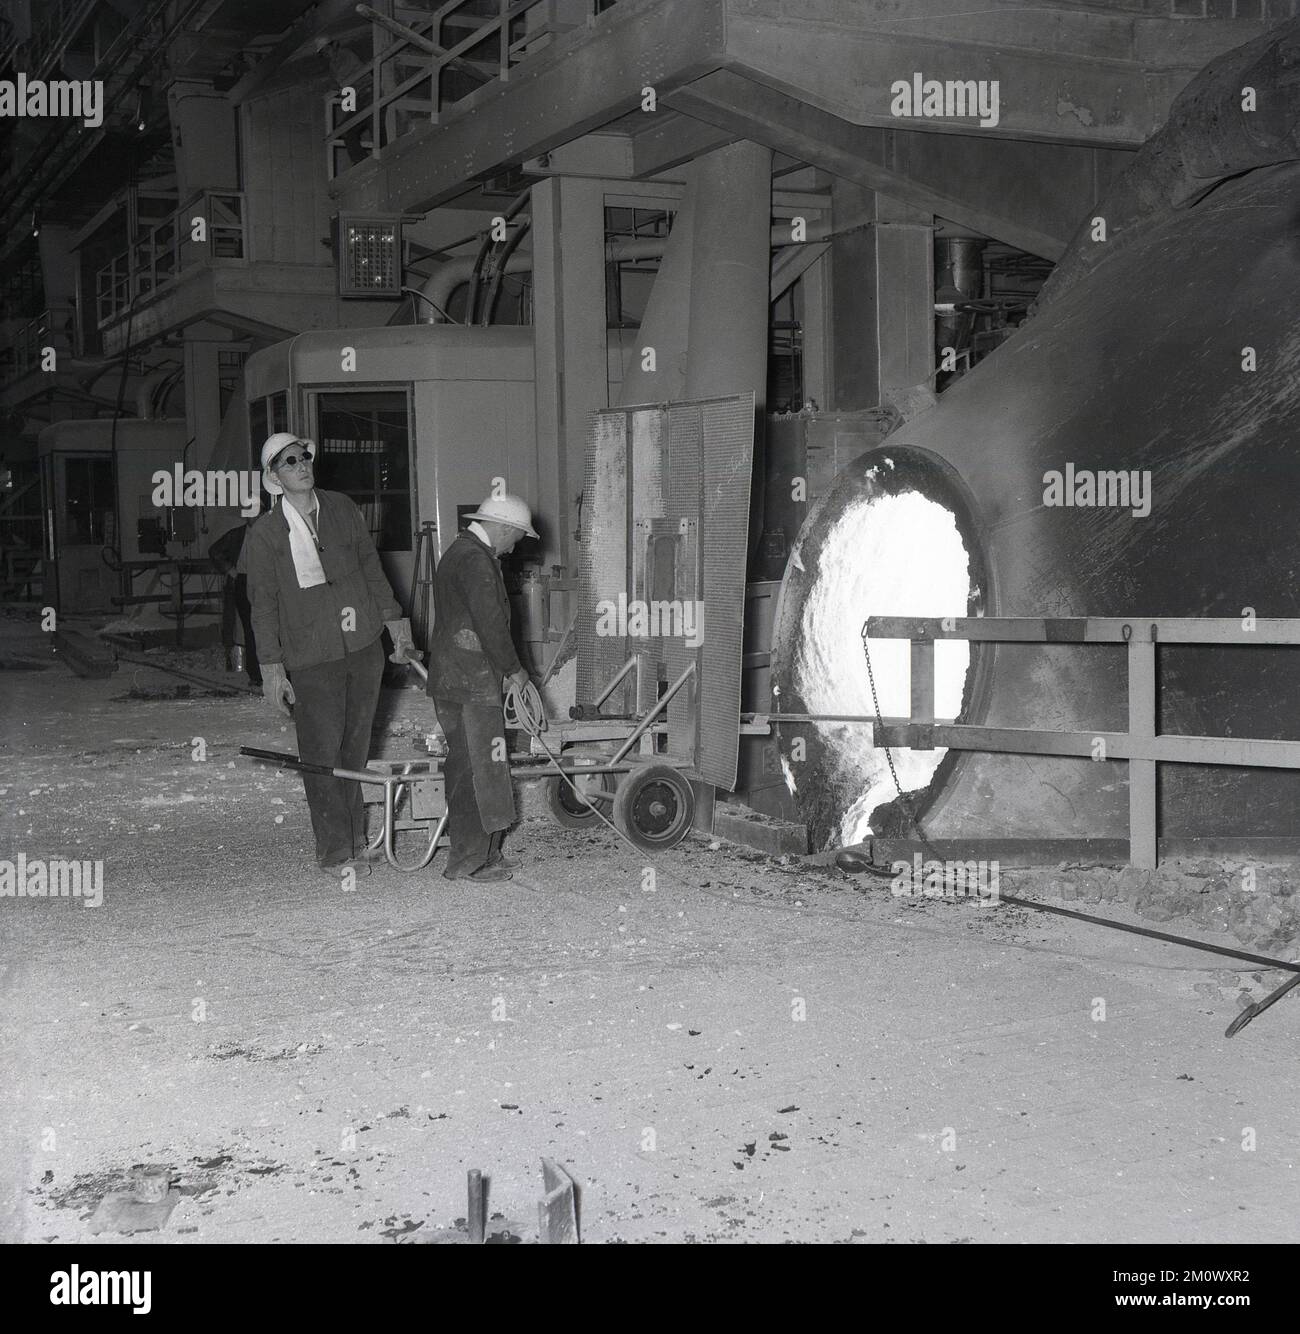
[593,656,637,709]
[744,715,1300,770]
[1226,973,1300,1037]
[995,893,1300,975]
[867,615,1300,646]
[239,746,637,783]
[611,662,695,765]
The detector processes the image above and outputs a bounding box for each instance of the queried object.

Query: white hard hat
[260,433,314,497]
[466,493,539,539]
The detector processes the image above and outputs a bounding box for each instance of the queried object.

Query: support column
[830,182,934,410]
[184,332,228,470]
[615,188,694,407]
[683,140,772,411]
[530,176,608,572]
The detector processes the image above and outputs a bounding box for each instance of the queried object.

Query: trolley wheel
[545,770,613,828]
[611,764,695,851]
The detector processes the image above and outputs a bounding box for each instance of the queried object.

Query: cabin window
[310,388,412,552]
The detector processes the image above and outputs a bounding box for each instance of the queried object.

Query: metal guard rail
[328,0,621,173]
[95,190,246,327]
[865,616,1300,870]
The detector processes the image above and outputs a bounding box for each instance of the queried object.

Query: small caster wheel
[545,770,613,828]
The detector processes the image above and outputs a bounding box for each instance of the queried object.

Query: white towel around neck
[280,495,328,589]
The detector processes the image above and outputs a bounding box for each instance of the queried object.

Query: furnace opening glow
[793,488,972,846]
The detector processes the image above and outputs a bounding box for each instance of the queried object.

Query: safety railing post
[1127,626,1158,869]
[910,635,934,748]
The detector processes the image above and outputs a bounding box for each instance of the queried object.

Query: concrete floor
[2,614,1297,1244]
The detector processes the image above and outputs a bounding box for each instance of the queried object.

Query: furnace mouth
[772,447,989,849]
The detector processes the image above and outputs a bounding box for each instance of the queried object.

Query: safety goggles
[274,448,314,470]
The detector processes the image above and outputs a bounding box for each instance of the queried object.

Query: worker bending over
[427,494,537,882]
[244,432,416,878]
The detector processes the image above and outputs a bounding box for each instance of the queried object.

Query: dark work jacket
[242,489,401,671]
[427,528,523,704]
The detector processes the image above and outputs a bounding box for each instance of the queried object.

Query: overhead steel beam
[722,0,1267,148]
[228,0,355,105]
[665,70,1128,259]
[524,133,635,179]
[632,111,737,178]
[342,0,727,214]
[336,0,1265,225]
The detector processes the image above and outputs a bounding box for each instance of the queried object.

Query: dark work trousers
[290,637,385,867]
[221,575,261,684]
[435,697,517,877]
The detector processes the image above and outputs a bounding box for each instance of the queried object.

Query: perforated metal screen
[337,215,402,297]
[575,394,754,791]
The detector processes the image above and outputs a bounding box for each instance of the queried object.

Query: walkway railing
[0,303,75,379]
[865,616,1300,869]
[95,190,246,326]
[328,0,622,176]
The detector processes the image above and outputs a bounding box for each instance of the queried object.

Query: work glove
[385,617,420,665]
[262,662,295,717]
[507,666,531,692]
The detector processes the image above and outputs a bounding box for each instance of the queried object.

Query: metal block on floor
[538,1157,578,1244]
[52,628,118,679]
[712,802,809,857]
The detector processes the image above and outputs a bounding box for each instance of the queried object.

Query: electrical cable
[400,285,457,324]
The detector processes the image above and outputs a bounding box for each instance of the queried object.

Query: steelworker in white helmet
[244,432,417,878]
[426,493,539,882]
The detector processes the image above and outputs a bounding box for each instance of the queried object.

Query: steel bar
[749,712,1300,770]
[1225,973,1300,1038]
[869,723,1300,771]
[866,615,1300,646]
[1128,635,1158,869]
[467,1169,486,1245]
[593,656,637,709]
[910,638,934,729]
[611,662,696,765]
[240,745,637,782]
[996,893,1300,975]
[382,776,445,871]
